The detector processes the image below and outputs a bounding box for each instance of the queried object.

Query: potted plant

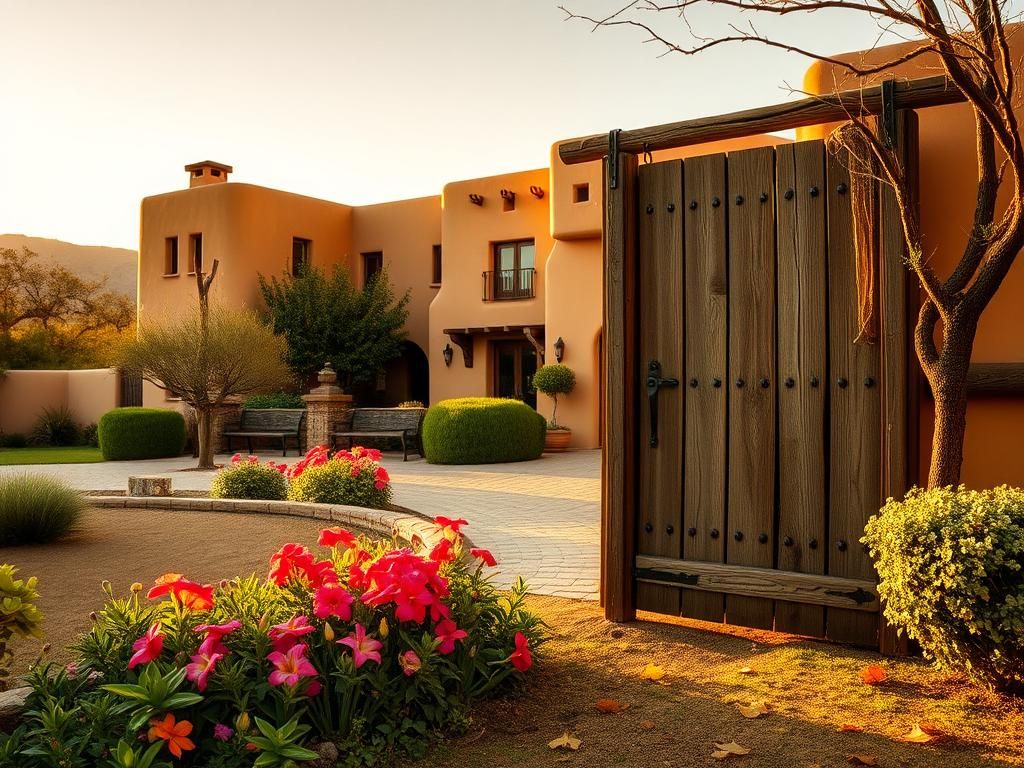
[532,363,576,452]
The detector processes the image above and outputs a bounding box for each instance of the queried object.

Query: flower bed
[1,516,542,766]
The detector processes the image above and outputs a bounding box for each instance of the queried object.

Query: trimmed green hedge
[97,408,186,461]
[244,391,306,410]
[422,397,546,465]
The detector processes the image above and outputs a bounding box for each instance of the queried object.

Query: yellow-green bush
[0,564,43,689]
[863,485,1024,692]
[422,398,546,464]
[0,474,85,546]
[211,458,288,500]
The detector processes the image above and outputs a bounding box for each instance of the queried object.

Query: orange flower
[147,573,215,612]
[148,713,195,758]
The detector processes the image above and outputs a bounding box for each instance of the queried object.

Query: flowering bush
[2,519,541,766]
[210,455,289,501]
[286,446,392,509]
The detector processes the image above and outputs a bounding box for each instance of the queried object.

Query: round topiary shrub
[863,485,1024,693]
[0,474,86,545]
[211,455,288,500]
[97,407,186,461]
[422,397,546,465]
[532,364,576,428]
[286,446,392,509]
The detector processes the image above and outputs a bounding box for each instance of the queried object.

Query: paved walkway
[0,450,601,600]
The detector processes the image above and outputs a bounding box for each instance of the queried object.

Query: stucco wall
[0,369,118,435]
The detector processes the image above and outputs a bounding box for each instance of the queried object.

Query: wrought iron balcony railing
[482,268,536,301]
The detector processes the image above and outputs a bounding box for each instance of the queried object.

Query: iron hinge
[607,128,621,189]
[881,78,896,148]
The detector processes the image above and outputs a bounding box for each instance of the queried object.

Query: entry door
[493,340,537,409]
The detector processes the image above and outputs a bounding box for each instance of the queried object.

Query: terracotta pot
[544,429,572,453]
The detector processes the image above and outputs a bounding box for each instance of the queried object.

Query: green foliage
[97,408,186,461]
[287,450,392,509]
[211,459,288,501]
[422,397,546,465]
[531,364,576,428]
[863,485,1024,692]
[0,432,28,448]
[0,564,43,688]
[80,422,99,448]
[0,474,85,546]
[244,391,306,410]
[398,400,425,409]
[30,405,80,447]
[259,264,410,387]
[248,717,319,767]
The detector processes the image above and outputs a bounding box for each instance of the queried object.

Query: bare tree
[563,1,1024,488]
[115,261,293,468]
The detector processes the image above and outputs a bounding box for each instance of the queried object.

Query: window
[432,244,442,285]
[292,237,311,276]
[362,251,383,285]
[193,169,204,178]
[573,183,590,203]
[211,168,221,177]
[489,239,536,300]
[189,233,203,273]
[164,237,179,276]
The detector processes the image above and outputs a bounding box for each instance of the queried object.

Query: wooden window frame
[188,233,203,274]
[432,244,442,286]
[164,236,179,277]
[292,237,311,277]
[362,251,383,286]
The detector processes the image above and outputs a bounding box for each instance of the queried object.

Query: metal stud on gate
[758,533,769,544]
[646,204,654,215]
[810,376,819,388]
[712,378,722,388]
[837,540,848,552]
[735,378,745,388]
[759,192,768,203]
[837,182,848,195]
[644,522,653,533]
[809,539,818,550]
[711,196,721,208]
[667,202,675,212]
[838,377,849,388]
[735,194,744,205]
[864,377,875,388]
[666,525,674,535]
[689,378,698,388]
[734,531,744,542]
[759,377,770,389]
[784,377,795,388]
[710,528,720,539]
[687,527,697,537]
[809,186,819,197]
[784,188,794,200]
[689,200,698,210]
[783,536,794,547]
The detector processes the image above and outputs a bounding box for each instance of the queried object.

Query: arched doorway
[351,341,430,406]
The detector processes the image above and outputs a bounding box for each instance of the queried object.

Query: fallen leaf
[900,723,935,743]
[639,720,656,731]
[737,700,770,719]
[839,724,866,733]
[548,731,582,751]
[641,663,666,681]
[918,721,945,737]
[859,665,887,686]
[712,742,751,759]
[847,755,878,766]
[595,698,630,714]
[739,666,756,675]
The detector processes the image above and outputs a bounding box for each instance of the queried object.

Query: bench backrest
[239,408,306,433]
[350,407,424,435]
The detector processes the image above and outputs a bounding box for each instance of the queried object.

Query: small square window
[164,237,179,276]
[432,244,442,285]
[211,168,221,177]
[193,169,203,177]
[573,183,590,203]
[189,233,203,274]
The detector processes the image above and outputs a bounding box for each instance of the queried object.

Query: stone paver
[0,450,601,600]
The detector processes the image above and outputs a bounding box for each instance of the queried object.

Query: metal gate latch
[646,360,679,448]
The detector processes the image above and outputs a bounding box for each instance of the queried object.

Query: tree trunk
[196,407,215,470]
[928,379,969,488]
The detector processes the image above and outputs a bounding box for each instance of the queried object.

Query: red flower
[360,548,450,625]
[434,619,468,655]
[313,584,354,621]
[509,631,533,672]
[429,538,456,564]
[434,516,468,535]
[128,622,163,669]
[268,543,338,588]
[147,573,215,612]
[374,466,390,490]
[318,527,358,549]
[470,547,497,567]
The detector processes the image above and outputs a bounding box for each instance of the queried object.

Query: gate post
[602,149,639,622]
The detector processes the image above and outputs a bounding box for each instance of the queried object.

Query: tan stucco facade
[0,369,119,434]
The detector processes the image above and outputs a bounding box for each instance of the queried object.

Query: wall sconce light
[553,336,565,363]
[469,194,484,206]
[529,185,545,199]
[443,343,454,367]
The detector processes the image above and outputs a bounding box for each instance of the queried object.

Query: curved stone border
[87,495,447,551]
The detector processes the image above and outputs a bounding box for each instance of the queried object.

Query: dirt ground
[410,596,1024,768]
[0,506,333,674]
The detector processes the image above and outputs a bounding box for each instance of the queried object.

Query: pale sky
[2,1,901,250]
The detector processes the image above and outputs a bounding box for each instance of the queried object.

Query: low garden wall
[0,369,119,435]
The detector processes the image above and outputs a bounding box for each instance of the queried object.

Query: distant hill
[0,234,137,299]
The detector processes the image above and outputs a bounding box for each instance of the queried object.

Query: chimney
[184,160,233,188]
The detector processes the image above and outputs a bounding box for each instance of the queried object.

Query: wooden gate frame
[558,76,967,646]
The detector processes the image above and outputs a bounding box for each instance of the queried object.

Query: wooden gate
[633,139,893,646]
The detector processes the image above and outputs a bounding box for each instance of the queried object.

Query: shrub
[532,364,576,428]
[0,564,43,690]
[30,406,80,447]
[4,521,542,764]
[287,446,392,508]
[863,485,1024,692]
[211,455,288,500]
[244,391,306,410]
[422,397,546,464]
[398,400,425,409]
[98,407,186,461]
[80,423,99,448]
[0,432,28,449]
[0,474,86,546]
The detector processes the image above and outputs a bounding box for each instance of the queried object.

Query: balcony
[483,268,536,301]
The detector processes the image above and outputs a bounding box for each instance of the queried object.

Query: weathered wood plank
[826,151,882,648]
[681,153,729,623]
[635,555,879,613]
[602,152,640,622]
[775,141,828,637]
[637,160,685,615]
[725,147,777,631]
[921,363,1024,396]
[559,76,965,164]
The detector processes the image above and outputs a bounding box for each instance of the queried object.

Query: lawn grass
[0,446,103,465]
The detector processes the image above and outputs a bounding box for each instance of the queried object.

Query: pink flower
[306,679,322,697]
[313,584,354,621]
[230,453,242,463]
[213,723,234,742]
[195,619,241,654]
[509,631,532,672]
[470,548,498,567]
[128,623,164,669]
[318,527,358,549]
[434,619,468,655]
[267,643,318,687]
[337,623,382,669]
[269,615,316,652]
[399,650,421,677]
[185,649,222,692]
